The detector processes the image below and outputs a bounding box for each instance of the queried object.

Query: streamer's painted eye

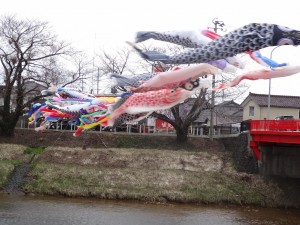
[183,82,194,90]
[277,38,294,46]
[193,81,199,87]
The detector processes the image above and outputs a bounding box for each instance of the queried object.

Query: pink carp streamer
[213,65,300,90]
[108,88,192,126]
[132,63,219,92]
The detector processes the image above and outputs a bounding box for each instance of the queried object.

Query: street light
[267,46,281,119]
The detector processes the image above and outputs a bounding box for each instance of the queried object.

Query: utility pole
[207,18,226,140]
[97,67,100,94]
[267,45,281,119]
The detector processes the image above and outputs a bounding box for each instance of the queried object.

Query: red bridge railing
[249,120,300,160]
[250,120,300,131]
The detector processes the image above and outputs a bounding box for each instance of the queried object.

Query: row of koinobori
[27,23,300,136]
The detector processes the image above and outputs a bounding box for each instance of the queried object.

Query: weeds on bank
[0,160,15,188]
[0,145,46,190]
[23,162,282,206]
[23,146,46,155]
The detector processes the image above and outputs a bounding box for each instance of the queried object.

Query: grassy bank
[2,130,300,207]
[0,160,15,187]
[24,162,280,206]
[0,140,289,207]
[0,144,31,188]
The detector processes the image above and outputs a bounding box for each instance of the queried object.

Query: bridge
[248,120,300,178]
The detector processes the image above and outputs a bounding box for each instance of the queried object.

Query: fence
[18,116,240,137]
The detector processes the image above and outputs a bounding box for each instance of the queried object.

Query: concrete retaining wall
[260,145,300,178]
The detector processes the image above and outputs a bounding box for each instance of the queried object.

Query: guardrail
[251,120,300,131]
[17,117,240,137]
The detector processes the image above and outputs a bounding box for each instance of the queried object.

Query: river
[0,194,299,225]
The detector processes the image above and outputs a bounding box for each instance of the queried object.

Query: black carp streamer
[131,23,300,64]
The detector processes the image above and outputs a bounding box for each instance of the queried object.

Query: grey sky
[1,0,300,100]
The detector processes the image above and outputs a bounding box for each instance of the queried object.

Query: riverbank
[0,129,299,208]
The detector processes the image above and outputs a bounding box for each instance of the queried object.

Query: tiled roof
[241,92,300,108]
[195,109,243,124]
[195,109,211,123]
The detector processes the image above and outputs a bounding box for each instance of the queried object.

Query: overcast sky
[1,0,300,101]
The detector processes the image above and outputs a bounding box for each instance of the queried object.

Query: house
[241,92,300,120]
[22,81,47,104]
[0,85,4,108]
[189,100,243,126]
[0,81,47,114]
[179,99,243,135]
[0,86,5,120]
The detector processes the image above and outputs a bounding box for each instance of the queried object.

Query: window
[249,106,254,117]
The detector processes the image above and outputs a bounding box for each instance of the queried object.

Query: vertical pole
[210,76,215,140]
[79,65,83,92]
[97,67,100,94]
[267,79,271,120]
[268,46,280,119]
[208,18,225,140]
[209,21,217,140]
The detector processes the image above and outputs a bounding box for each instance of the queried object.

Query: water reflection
[0,194,299,225]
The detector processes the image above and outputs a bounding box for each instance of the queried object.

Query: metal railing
[250,120,300,132]
[18,117,240,137]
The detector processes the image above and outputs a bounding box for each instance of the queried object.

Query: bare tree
[98,48,130,75]
[0,15,72,136]
[32,57,68,87]
[63,52,94,92]
[95,46,150,94]
[152,89,210,142]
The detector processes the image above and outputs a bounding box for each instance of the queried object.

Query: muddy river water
[0,194,299,225]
